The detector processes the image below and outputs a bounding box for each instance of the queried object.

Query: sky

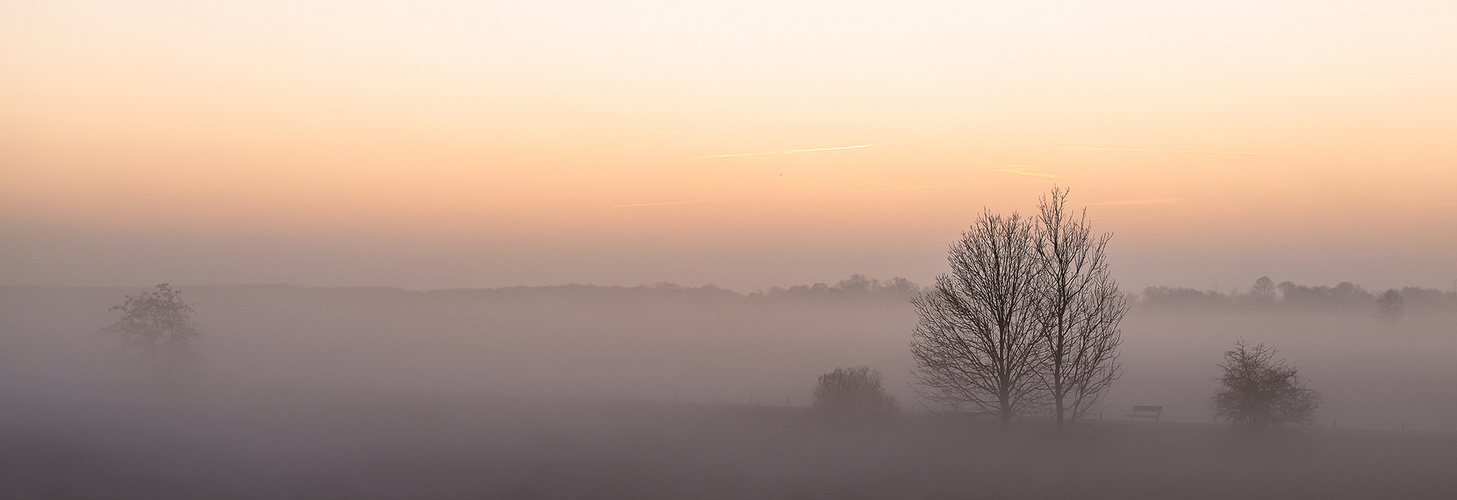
[3,0,1455,292]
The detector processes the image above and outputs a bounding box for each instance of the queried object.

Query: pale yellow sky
[2,0,1455,291]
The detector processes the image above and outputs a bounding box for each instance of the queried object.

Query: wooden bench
[1126,405,1163,422]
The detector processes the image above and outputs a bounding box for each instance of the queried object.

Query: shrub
[812,367,899,421]
[1213,342,1319,428]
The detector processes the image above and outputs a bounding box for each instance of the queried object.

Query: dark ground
[3,386,1455,499]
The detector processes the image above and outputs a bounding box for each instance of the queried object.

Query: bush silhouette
[812,367,899,421]
[1213,342,1319,428]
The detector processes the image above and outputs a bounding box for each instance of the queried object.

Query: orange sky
[3,0,1455,291]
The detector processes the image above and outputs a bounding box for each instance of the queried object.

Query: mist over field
[3,279,1456,498]
[6,0,1457,497]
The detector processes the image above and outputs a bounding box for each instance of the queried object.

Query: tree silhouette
[1034,187,1126,429]
[1248,276,1277,306]
[1376,289,1404,320]
[101,283,200,379]
[911,210,1045,425]
[1213,341,1319,428]
[811,367,899,421]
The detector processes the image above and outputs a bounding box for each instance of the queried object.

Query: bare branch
[911,210,1047,425]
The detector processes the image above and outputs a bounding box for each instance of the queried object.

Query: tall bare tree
[1034,187,1127,428]
[911,211,1046,425]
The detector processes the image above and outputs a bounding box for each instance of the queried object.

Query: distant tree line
[1139,277,1457,316]
[759,274,921,300]
[412,277,923,303]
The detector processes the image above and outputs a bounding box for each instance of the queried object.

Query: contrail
[611,180,1000,208]
[697,144,873,158]
[840,180,1001,194]
[611,197,758,208]
[968,146,1274,156]
[984,164,1057,178]
[1084,198,1182,206]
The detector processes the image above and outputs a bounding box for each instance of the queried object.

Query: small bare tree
[811,367,899,421]
[1213,341,1319,428]
[911,211,1046,425]
[101,283,200,379]
[1034,187,1126,429]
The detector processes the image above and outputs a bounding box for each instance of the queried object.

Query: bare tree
[1213,341,1320,428]
[1247,276,1278,306]
[101,283,200,379]
[1034,187,1126,428]
[1376,289,1404,320]
[811,367,899,421]
[911,211,1045,425]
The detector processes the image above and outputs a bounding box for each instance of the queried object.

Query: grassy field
[3,386,1455,499]
[3,284,1455,498]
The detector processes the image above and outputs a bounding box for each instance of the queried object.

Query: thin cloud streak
[611,180,1000,208]
[984,165,1057,178]
[969,146,1275,156]
[1084,198,1183,206]
[611,197,759,208]
[840,180,1001,195]
[697,144,873,158]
